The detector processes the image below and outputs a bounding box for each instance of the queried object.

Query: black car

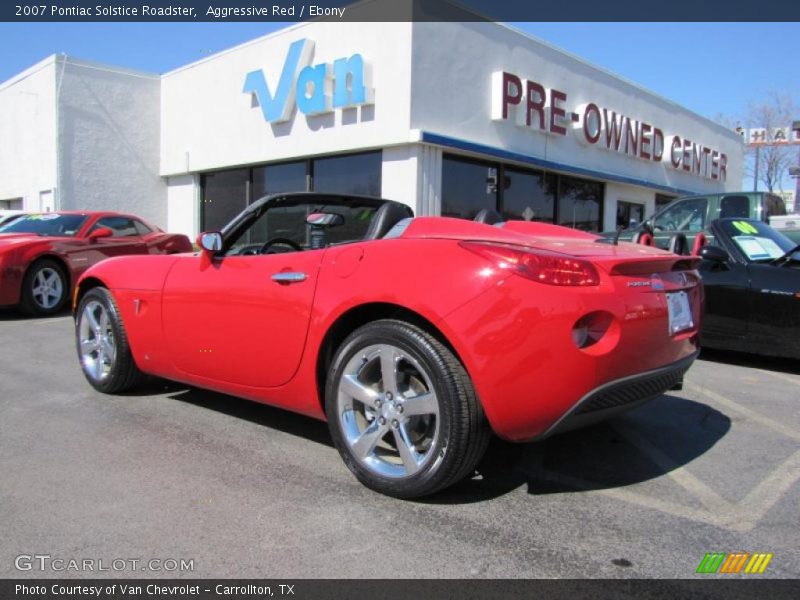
[699,218,800,359]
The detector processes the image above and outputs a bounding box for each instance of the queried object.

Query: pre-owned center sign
[491,71,728,182]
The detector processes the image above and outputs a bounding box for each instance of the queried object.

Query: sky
[1,21,798,190]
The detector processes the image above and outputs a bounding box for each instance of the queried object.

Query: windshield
[224,201,377,256]
[0,213,87,237]
[718,219,797,262]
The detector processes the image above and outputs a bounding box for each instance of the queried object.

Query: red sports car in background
[73,193,702,498]
[0,211,192,316]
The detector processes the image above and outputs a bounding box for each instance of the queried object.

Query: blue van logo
[243,39,373,124]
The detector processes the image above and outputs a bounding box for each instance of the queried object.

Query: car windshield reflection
[718,219,798,263]
[0,213,88,237]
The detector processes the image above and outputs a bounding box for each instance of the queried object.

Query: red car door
[161,251,323,388]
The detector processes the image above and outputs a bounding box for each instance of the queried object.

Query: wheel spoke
[379,346,399,395]
[80,338,98,356]
[340,374,380,407]
[102,336,116,363]
[92,352,105,379]
[393,424,422,475]
[400,392,437,417]
[351,419,387,459]
[99,310,110,332]
[85,307,101,331]
[35,272,46,286]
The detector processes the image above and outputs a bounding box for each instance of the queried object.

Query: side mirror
[88,227,113,241]
[307,212,345,228]
[197,231,223,253]
[699,245,729,263]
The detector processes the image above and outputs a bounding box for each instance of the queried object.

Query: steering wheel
[260,237,303,254]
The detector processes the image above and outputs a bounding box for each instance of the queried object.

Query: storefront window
[441,156,498,219]
[502,168,556,222]
[312,152,382,196]
[655,193,676,210]
[557,176,604,232]
[616,201,645,229]
[252,161,307,200]
[201,169,249,233]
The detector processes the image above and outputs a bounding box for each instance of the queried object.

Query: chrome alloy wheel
[337,343,441,478]
[78,300,117,382]
[31,267,63,310]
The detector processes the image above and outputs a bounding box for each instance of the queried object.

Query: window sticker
[732,221,759,235]
[733,236,784,260]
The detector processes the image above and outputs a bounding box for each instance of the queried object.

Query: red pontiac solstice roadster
[0,211,193,316]
[73,193,702,498]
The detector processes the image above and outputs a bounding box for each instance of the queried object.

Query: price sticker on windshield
[667,290,694,335]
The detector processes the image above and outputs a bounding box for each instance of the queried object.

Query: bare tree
[743,92,796,193]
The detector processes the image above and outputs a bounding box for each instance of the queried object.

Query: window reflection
[441,156,498,219]
[557,176,604,232]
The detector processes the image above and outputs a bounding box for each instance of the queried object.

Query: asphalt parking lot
[1,310,798,579]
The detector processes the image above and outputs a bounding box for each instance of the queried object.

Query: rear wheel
[325,319,490,498]
[75,287,142,393]
[20,259,68,316]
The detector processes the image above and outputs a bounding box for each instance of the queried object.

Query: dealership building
[0,17,744,237]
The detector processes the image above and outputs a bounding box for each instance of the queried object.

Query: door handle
[271,272,307,283]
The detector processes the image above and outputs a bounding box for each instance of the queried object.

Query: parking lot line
[685,382,800,443]
[756,369,800,389]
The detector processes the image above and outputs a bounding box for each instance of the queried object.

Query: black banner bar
[2,579,800,600]
[2,0,800,22]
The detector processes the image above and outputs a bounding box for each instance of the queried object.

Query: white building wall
[56,57,165,227]
[160,21,414,177]
[166,174,198,239]
[0,57,57,211]
[409,21,744,196]
[603,182,657,231]
[380,143,441,216]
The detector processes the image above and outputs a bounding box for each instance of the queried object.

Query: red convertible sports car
[73,193,702,498]
[0,211,192,316]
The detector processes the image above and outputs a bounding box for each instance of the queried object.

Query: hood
[0,234,54,250]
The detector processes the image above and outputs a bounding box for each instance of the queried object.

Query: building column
[381,144,442,216]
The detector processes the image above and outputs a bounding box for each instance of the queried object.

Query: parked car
[0,209,25,227]
[73,192,702,498]
[604,192,800,253]
[698,218,800,359]
[0,211,193,316]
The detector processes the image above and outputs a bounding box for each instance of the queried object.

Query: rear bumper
[534,351,697,440]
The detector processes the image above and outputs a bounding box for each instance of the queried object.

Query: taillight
[459,240,600,286]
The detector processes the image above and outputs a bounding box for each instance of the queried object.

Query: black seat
[474,209,503,225]
[364,201,414,240]
[668,232,688,255]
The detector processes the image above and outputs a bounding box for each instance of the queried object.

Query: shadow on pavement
[425,394,731,505]
[151,383,731,505]
[165,384,333,448]
[0,307,71,321]
[699,347,800,375]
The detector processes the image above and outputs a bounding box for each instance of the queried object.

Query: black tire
[20,258,69,316]
[75,287,143,394]
[325,319,490,498]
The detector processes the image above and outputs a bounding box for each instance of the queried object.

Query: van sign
[243,38,373,124]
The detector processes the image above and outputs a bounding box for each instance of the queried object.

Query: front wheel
[75,287,142,394]
[325,319,490,498]
[20,259,68,316]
